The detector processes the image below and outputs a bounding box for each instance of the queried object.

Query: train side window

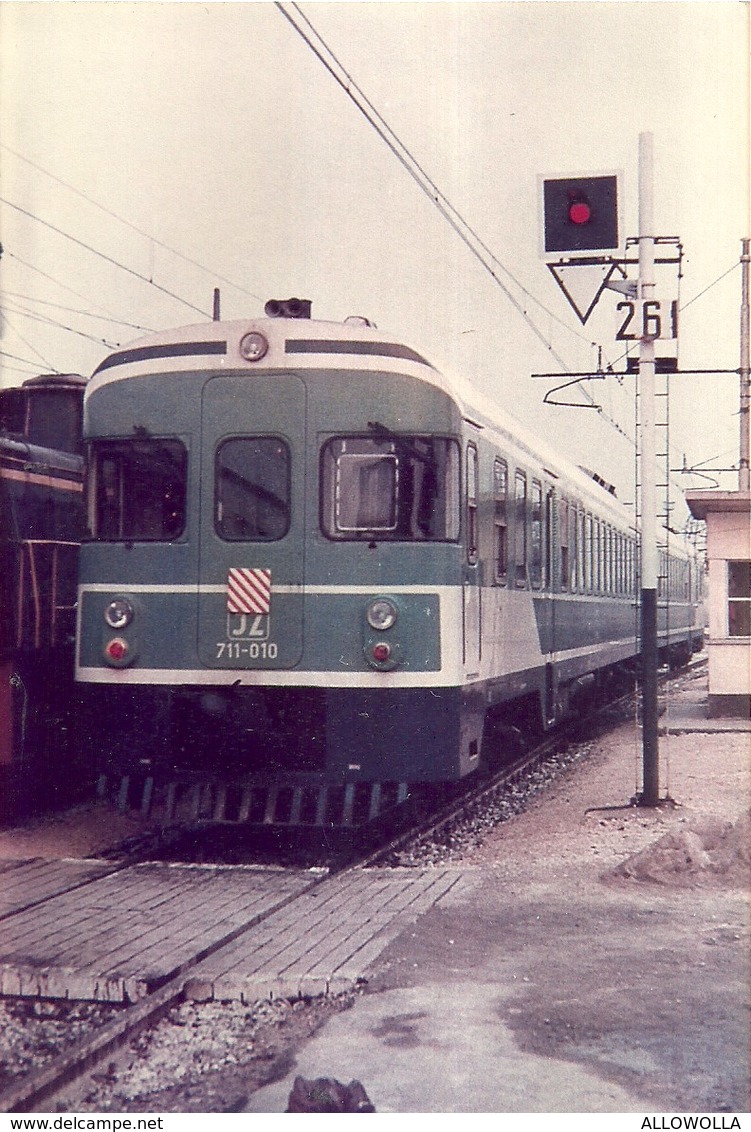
[466,444,479,564]
[545,489,555,590]
[530,479,543,588]
[569,505,578,592]
[89,438,187,542]
[585,513,593,592]
[216,436,290,541]
[658,551,665,599]
[493,457,508,584]
[559,499,569,591]
[514,470,527,586]
[624,538,629,595]
[577,510,585,593]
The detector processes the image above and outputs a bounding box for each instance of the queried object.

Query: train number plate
[215,612,279,661]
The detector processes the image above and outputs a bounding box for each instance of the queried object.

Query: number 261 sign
[616,299,678,341]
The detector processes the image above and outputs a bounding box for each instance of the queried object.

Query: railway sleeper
[97,773,411,829]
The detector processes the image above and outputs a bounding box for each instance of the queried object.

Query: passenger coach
[76,304,703,821]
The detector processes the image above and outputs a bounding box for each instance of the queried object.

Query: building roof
[685,490,751,520]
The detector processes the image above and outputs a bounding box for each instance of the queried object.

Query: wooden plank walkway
[183,868,467,1003]
[0,858,116,920]
[0,862,313,1002]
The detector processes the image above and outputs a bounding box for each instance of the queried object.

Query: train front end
[76,310,480,823]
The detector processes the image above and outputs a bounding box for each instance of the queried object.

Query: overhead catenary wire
[1,313,57,372]
[2,290,155,333]
[0,197,211,319]
[276,1,637,444]
[3,250,147,328]
[2,302,120,351]
[277,3,576,367]
[0,143,266,308]
[0,348,48,374]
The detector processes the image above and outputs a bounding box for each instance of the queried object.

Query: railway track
[0,657,705,1112]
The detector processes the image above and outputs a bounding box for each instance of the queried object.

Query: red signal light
[542,174,619,254]
[568,199,592,225]
[105,637,129,663]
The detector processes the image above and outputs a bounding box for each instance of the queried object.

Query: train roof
[21,373,88,390]
[88,315,442,387]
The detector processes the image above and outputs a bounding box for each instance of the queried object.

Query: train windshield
[88,438,187,541]
[321,435,460,541]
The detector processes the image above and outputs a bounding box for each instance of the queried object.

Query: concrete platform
[0,858,115,921]
[0,862,464,1006]
[0,864,312,1002]
[659,666,750,733]
[184,868,467,1002]
[660,698,751,733]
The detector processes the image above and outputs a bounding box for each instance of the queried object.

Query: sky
[0,0,749,517]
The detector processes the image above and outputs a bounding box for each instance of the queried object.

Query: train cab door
[197,373,307,671]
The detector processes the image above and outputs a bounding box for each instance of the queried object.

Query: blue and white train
[75,304,704,823]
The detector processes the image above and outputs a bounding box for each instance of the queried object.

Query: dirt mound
[609,811,750,888]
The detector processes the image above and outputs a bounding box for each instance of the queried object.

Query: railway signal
[541,174,620,256]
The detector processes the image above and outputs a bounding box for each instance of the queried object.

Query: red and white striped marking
[227,568,272,615]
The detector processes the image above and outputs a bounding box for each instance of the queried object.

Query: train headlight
[366,597,398,631]
[104,598,134,629]
[239,331,269,362]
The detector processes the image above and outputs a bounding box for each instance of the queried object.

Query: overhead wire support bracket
[537,373,607,410]
[532,367,741,379]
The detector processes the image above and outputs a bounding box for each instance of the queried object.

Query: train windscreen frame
[321,434,460,542]
[87,437,187,542]
[215,435,291,542]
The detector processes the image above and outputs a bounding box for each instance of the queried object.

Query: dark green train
[1,373,87,820]
[76,303,704,825]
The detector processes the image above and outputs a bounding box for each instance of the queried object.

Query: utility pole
[638,131,660,806]
[740,238,750,492]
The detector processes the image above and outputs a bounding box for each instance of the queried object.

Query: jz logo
[226,613,269,640]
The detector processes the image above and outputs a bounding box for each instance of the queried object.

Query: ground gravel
[59,993,358,1113]
[0,1000,122,1093]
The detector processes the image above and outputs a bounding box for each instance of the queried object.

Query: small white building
[686,490,751,718]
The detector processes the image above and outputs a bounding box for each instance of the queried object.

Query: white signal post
[740,237,750,493]
[638,131,660,806]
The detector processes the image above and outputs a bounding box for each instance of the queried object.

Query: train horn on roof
[264,297,312,319]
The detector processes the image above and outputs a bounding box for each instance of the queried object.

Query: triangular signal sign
[547,262,618,324]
